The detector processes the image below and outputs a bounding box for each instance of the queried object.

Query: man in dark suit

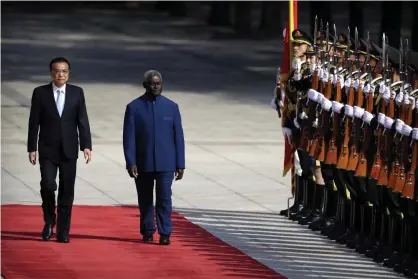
[27,57,92,243]
[123,69,185,245]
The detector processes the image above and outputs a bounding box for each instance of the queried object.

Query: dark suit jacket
[27,82,92,161]
[123,94,185,172]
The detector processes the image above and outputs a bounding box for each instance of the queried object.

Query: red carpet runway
[1,204,286,279]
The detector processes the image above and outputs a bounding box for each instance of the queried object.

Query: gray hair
[143,69,162,83]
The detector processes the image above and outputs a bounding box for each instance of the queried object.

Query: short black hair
[49,57,71,71]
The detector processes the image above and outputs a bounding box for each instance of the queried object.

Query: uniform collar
[142,92,162,102]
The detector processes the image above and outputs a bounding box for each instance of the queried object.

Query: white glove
[293,118,301,129]
[395,92,404,106]
[382,87,391,103]
[270,97,278,110]
[379,82,386,94]
[282,127,292,143]
[363,84,371,96]
[322,70,329,82]
[292,57,302,71]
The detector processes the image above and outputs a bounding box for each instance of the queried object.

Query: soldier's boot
[392,215,409,272]
[346,176,370,249]
[290,178,314,221]
[356,205,378,254]
[309,181,337,231]
[366,207,388,258]
[386,195,409,268]
[347,203,372,249]
[375,210,400,263]
[357,178,381,253]
[280,175,304,217]
[299,183,324,225]
[336,198,357,244]
[403,203,418,277]
[321,193,342,235]
[327,196,350,240]
[325,168,351,238]
[395,198,416,274]
[376,189,401,263]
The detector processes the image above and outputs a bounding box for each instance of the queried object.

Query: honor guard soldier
[280,29,327,224]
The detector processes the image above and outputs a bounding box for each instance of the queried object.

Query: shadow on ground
[172,207,405,279]
[1,7,282,108]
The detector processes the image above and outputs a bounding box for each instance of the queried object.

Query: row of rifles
[284,16,418,278]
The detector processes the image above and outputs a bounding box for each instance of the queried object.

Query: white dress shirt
[52,83,66,116]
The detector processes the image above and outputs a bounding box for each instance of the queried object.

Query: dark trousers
[135,172,174,237]
[39,155,77,236]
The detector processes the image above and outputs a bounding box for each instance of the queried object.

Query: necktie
[56,89,64,117]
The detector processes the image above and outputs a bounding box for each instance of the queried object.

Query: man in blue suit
[123,70,185,245]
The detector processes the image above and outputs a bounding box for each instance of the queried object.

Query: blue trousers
[135,172,174,236]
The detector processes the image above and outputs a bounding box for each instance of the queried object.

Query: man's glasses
[52,69,69,75]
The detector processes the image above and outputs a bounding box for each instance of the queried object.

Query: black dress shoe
[142,235,153,242]
[159,235,170,245]
[56,235,70,243]
[42,225,54,241]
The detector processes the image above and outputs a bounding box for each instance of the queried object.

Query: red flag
[281,1,298,188]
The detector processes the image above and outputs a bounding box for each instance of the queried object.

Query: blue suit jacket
[123,94,185,172]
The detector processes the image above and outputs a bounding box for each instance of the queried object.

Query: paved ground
[1,8,405,279]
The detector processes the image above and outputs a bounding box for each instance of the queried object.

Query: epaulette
[390,81,403,93]
[371,76,383,87]
[300,61,309,72]
[410,88,418,98]
[347,70,361,80]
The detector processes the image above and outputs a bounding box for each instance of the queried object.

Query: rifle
[377,38,396,186]
[355,31,375,177]
[403,99,418,199]
[336,26,356,170]
[347,27,365,172]
[308,22,329,157]
[394,39,413,193]
[403,127,418,199]
[388,39,406,190]
[298,15,318,151]
[326,27,351,165]
[312,16,320,91]
[314,23,335,161]
[371,34,389,179]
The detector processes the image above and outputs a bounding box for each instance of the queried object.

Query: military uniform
[275,22,418,278]
[280,29,322,223]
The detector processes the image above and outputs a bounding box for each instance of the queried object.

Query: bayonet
[366,31,371,83]
[354,27,359,71]
[320,19,324,63]
[405,39,409,85]
[400,38,404,94]
[325,22,329,54]
[382,33,386,82]
[386,36,391,88]
[325,22,330,71]
[347,26,352,74]
[333,23,337,66]
[313,15,318,54]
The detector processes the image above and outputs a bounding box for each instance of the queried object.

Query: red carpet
[1,204,286,279]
